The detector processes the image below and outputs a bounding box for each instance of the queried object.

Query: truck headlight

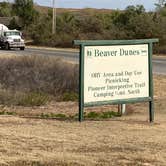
[8,40,14,44]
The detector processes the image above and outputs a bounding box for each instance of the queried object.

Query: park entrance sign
[74,39,158,122]
[84,44,149,103]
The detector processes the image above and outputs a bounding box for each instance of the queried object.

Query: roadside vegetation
[0,0,166,108]
[0,55,78,106]
[39,110,120,120]
[0,0,166,53]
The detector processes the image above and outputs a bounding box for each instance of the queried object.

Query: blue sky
[33,0,157,11]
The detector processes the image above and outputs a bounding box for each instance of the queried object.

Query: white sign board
[84,44,149,104]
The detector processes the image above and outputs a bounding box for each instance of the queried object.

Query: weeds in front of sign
[39,111,120,120]
[85,112,99,119]
[0,111,16,115]
[62,92,78,101]
[40,113,67,119]
[85,111,120,119]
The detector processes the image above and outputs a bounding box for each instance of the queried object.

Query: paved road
[153,57,166,75]
[1,47,166,75]
[25,47,78,62]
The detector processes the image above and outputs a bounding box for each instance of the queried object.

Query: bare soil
[0,75,166,166]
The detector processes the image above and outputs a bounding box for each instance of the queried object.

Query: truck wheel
[20,47,25,50]
[5,43,10,50]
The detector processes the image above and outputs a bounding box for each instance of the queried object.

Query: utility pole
[52,0,56,34]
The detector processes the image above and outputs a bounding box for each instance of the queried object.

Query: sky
[0,0,157,11]
[33,0,157,11]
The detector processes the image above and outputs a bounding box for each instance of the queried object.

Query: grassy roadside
[0,54,166,165]
[0,95,166,165]
[0,74,165,121]
[0,55,78,106]
[0,54,165,119]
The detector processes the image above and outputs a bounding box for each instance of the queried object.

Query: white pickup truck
[0,24,25,50]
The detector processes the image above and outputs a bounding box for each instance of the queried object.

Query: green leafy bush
[85,111,120,119]
[40,113,66,119]
[62,92,78,101]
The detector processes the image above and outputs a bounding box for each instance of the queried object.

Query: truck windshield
[4,31,20,36]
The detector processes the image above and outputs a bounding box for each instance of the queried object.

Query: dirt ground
[0,75,166,166]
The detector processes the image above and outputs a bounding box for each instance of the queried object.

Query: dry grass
[0,110,166,165]
[0,52,19,58]
[0,55,78,106]
[0,74,165,165]
[154,75,166,99]
[0,52,166,165]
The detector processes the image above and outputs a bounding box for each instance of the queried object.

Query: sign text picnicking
[74,39,158,122]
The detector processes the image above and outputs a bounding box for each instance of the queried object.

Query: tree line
[0,0,166,53]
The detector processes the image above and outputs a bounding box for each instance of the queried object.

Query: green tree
[155,0,166,10]
[28,14,52,45]
[111,5,145,27]
[57,12,78,35]
[79,15,103,34]
[125,5,145,15]
[127,13,154,39]
[8,17,21,30]
[95,13,112,30]
[12,0,38,28]
[154,0,166,17]
[0,2,11,17]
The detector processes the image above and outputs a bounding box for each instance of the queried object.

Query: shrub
[0,55,78,96]
[62,92,78,101]
[40,113,67,119]
[86,112,99,119]
[0,89,50,106]
[0,55,78,106]
[85,111,120,119]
